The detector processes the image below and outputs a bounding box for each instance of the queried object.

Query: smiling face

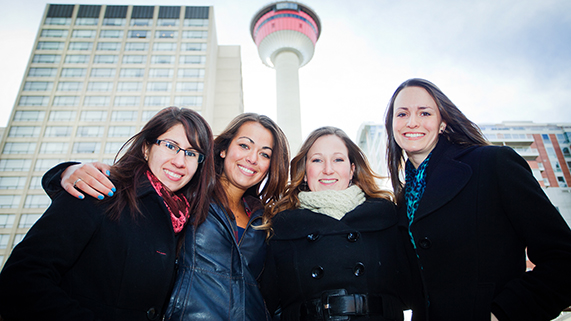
[305,135,355,192]
[393,86,446,168]
[144,123,199,192]
[220,121,274,195]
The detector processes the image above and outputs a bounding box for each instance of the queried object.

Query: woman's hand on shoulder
[62,162,115,200]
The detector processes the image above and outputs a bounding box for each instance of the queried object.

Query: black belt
[301,289,384,320]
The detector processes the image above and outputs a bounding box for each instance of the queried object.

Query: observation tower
[250,2,321,152]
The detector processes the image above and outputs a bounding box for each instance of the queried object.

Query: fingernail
[78,195,84,200]
[106,170,110,175]
[111,187,116,192]
[108,191,114,197]
[98,195,104,200]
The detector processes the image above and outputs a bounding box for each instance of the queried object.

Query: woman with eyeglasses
[0,107,215,321]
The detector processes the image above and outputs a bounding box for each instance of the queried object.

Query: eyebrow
[237,136,273,151]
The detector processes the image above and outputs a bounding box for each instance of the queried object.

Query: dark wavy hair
[385,78,489,205]
[272,126,393,215]
[107,107,215,226]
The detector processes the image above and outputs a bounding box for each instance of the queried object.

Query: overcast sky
[1,0,570,141]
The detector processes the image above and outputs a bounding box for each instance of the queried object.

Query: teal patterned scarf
[404,153,432,249]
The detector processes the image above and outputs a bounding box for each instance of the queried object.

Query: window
[0,215,15,228]
[180,43,207,51]
[72,142,101,154]
[57,81,83,91]
[40,29,68,38]
[122,55,146,64]
[542,134,551,142]
[23,81,53,91]
[147,82,171,91]
[153,43,176,51]
[149,68,173,78]
[0,234,10,248]
[0,177,26,189]
[174,96,202,107]
[8,126,41,137]
[83,96,110,106]
[19,96,49,106]
[49,110,77,121]
[75,18,98,26]
[117,82,142,91]
[114,96,140,106]
[71,29,96,38]
[37,41,65,50]
[77,126,105,137]
[108,126,136,137]
[142,110,159,121]
[90,68,116,78]
[14,111,45,122]
[29,176,43,189]
[86,82,113,91]
[127,30,149,38]
[111,110,138,121]
[179,55,206,64]
[156,31,178,39]
[64,54,90,63]
[183,19,208,27]
[53,96,80,106]
[102,18,125,26]
[157,19,179,27]
[44,126,73,137]
[28,68,57,77]
[61,68,87,77]
[130,19,152,26]
[144,96,170,106]
[24,195,51,208]
[151,55,175,64]
[176,82,203,92]
[177,68,205,78]
[99,30,123,38]
[68,42,93,51]
[80,110,108,121]
[546,147,557,157]
[0,159,32,171]
[3,142,36,154]
[18,214,42,228]
[125,43,149,51]
[96,42,121,51]
[119,68,145,78]
[93,55,118,64]
[181,31,207,39]
[39,142,68,154]
[32,54,61,64]
[105,142,124,154]
[35,159,64,171]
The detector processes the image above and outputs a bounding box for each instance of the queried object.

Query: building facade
[0,4,244,267]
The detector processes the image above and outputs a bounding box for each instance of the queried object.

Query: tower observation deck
[250,2,321,153]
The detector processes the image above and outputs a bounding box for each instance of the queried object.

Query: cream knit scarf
[299,185,366,220]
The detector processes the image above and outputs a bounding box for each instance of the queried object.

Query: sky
[1,0,570,142]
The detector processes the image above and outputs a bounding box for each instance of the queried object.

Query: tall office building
[0,4,244,267]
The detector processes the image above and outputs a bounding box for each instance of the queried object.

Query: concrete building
[250,1,321,153]
[0,3,244,267]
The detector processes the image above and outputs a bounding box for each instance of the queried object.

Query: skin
[304,135,354,192]
[393,86,446,168]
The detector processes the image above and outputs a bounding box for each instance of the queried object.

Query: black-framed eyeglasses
[155,140,204,163]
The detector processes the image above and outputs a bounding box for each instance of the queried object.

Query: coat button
[146,307,158,320]
[347,232,359,242]
[419,237,432,249]
[311,266,324,279]
[307,232,320,242]
[353,262,365,276]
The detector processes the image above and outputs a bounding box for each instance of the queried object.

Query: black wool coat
[403,137,571,321]
[261,198,413,321]
[0,175,178,321]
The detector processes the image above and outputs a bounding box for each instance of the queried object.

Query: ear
[142,143,150,161]
[350,163,355,179]
[220,150,226,159]
[303,175,307,182]
[439,122,447,133]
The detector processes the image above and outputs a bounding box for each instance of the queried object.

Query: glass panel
[0,159,32,171]
[14,111,45,122]
[57,82,83,91]
[44,126,73,137]
[64,55,90,63]
[23,81,54,91]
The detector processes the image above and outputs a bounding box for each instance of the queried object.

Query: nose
[322,160,334,174]
[406,114,419,128]
[171,150,186,167]
[245,150,258,165]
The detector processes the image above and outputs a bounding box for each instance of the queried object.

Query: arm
[42,162,115,200]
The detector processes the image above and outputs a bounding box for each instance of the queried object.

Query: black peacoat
[403,137,571,321]
[0,175,178,321]
[261,198,413,321]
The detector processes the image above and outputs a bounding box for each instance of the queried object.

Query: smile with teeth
[238,164,255,175]
[404,133,425,138]
[164,169,182,179]
[319,179,337,184]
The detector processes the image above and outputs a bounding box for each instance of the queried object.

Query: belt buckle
[321,289,349,321]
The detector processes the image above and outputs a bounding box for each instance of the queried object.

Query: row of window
[9,126,138,138]
[24,81,204,92]
[41,29,208,39]
[0,195,49,209]
[45,17,208,27]
[32,54,206,65]
[28,67,205,78]
[37,42,207,52]
[4,141,127,155]
[0,158,102,172]
[0,214,42,228]
[19,95,202,107]
[12,110,159,122]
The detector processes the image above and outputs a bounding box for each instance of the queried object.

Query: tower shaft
[274,51,302,153]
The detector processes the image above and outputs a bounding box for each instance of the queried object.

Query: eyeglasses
[155,140,204,163]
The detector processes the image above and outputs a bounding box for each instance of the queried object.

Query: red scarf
[146,171,190,234]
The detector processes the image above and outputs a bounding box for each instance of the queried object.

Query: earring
[144,154,148,161]
[348,179,353,187]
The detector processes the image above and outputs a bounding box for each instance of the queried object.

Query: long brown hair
[107,107,215,226]
[212,113,290,225]
[385,78,489,205]
[272,126,393,215]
